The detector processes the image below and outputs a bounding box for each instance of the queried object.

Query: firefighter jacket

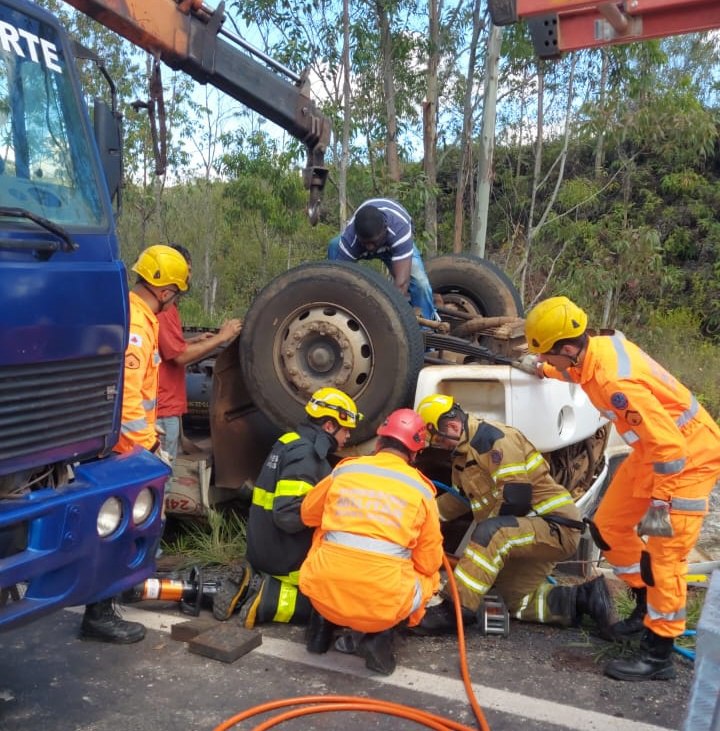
[541,332,720,503]
[299,451,443,633]
[436,415,581,527]
[246,422,337,582]
[115,291,160,454]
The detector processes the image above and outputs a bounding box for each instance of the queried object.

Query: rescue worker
[213,388,361,626]
[414,394,615,638]
[81,244,189,643]
[327,198,439,321]
[156,243,242,465]
[299,409,443,676]
[524,296,720,681]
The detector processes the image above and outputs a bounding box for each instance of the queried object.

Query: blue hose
[432,480,470,506]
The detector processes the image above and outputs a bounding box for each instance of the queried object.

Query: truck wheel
[426,255,524,319]
[239,261,425,444]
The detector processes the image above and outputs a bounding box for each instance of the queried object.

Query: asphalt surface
[0,598,695,731]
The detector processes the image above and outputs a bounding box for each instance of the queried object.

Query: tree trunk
[471,24,503,259]
[423,0,440,255]
[594,49,609,179]
[339,0,352,227]
[376,0,401,182]
[452,0,482,254]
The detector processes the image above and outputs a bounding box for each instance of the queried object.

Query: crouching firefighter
[213,388,360,627]
[413,394,616,637]
[299,409,444,676]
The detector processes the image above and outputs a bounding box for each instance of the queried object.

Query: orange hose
[212,554,492,731]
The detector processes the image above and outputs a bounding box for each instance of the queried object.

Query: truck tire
[239,261,425,444]
[426,255,524,318]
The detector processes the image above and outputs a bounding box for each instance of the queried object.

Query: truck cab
[0,0,167,629]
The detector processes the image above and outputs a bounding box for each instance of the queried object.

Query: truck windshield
[0,5,106,229]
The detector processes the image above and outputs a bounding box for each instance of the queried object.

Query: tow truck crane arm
[489,0,720,57]
[64,0,331,223]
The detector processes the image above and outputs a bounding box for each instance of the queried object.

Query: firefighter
[299,409,443,676]
[81,245,189,643]
[525,296,720,681]
[414,394,615,638]
[213,387,361,627]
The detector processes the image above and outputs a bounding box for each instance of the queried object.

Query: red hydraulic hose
[212,554,492,731]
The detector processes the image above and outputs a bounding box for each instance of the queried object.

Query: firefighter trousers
[593,440,720,638]
[453,515,581,623]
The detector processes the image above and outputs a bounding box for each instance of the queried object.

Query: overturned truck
[175,254,626,576]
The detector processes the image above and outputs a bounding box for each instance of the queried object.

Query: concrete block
[171,619,217,643]
[187,624,262,663]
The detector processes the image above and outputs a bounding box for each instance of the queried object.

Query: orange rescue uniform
[115,291,161,454]
[299,451,443,633]
[542,332,720,638]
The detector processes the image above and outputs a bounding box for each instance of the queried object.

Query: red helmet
[376,409,428,453]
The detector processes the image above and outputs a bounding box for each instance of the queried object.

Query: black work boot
[358,629,396,675]
[611,587,647,638]
[410,600,477,636]
[547,576,616,639]
[235,572,270,629]
[305,609,338,654]
[80,598,146,644]
[212,561,252,621]
[604,628,676,681]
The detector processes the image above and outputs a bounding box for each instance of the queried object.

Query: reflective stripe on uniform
[122,416,148,433]
[531,492,574,515]
[275,478,313,498]
[612,562,641,576]
[273,581,298,623]
[251,486,274,510]
[455,565,491,596]
[324,530,411,559]
[464,546,500,576]
[279,432,300,444]
[332,463,434,500]
[142,397,156,410]
[671,497,708,512]
[610,334,631,377]
[676,395,698,427]
[653,457,686,475]
[490,451,545,484]
[620,430,640,445]
[410,579,423,613]
[647,601,686,622]
[272,570,300,585]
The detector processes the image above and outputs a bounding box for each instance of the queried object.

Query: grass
[590,584,706,663]
[161,508,247,568]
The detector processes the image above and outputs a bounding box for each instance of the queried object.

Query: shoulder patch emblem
[490,449,503,464]
[626,410,643,426]
[129,333,143,347]
[611,392,628,409]
[125,353,141,370]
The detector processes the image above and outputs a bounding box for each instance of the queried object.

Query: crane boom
[489,0,720,57]
[64,0,331,222]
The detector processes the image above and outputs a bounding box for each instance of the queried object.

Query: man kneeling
[299,409,443,675]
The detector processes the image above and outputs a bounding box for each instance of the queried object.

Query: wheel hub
[277,306,372,397]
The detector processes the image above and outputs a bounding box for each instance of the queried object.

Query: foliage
[162,509,247,568]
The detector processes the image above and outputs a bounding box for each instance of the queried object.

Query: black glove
[637,499,673,537]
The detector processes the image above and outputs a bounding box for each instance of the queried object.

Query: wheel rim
[272,303,374,402]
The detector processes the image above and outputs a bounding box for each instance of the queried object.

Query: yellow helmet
[132,245,189,292]
[305,387,362,429]
[524,296,588,354]
[417,394,461,434]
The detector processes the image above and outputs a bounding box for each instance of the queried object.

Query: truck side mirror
[93,98,123,210]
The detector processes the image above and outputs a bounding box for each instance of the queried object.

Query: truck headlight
[133,488,154,525]
[97,497,123,537]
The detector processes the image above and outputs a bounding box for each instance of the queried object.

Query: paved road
[0,601,695,731]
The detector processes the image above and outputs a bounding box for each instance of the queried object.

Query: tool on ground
[120,566,218,616]
[478,592,510,637]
